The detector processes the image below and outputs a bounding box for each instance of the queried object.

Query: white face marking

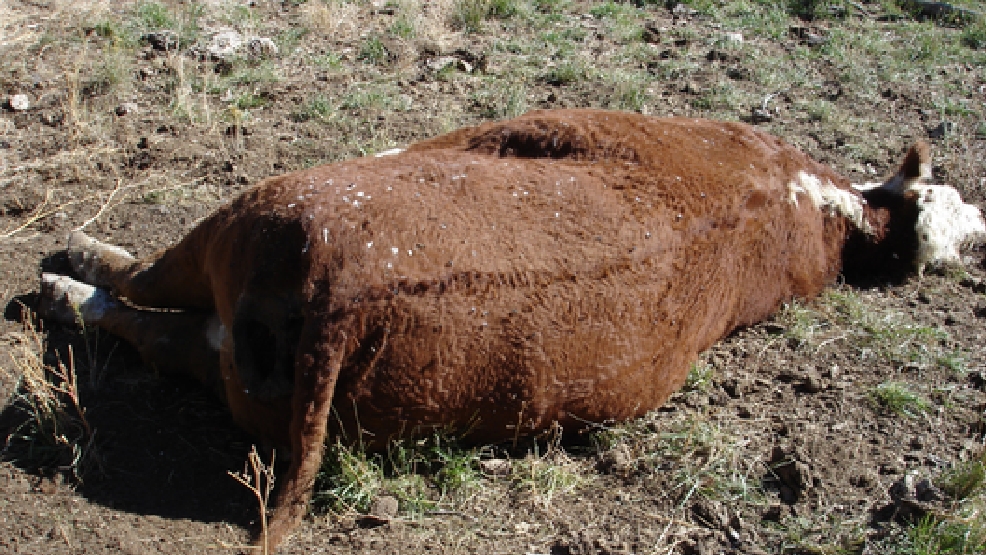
[206,314,227,351]
[912,184,986,268]
[787,171,870,233]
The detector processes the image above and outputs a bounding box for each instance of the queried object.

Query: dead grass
[1,312,97,482]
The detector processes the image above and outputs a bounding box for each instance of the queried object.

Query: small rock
[597,445,634,476]
[722,377,749,398]
[770,446,810,500]
[724,32,743,44]
[751,107,773,123]
[0,139,10,149]
[115,102,139,116]
[798,371,824,394]
[246,37,278,60]
[779,485,798,504]
[39,111,64,127]
[642,22,662,44]
[761,504,783,522]
[915,479,944,502]
[975,122,986,140]
[206,30,244,60]
[706,49,734,62]
[8,94,30,111]
[690,498,727,529]
[928,121,955,139]
[144,30,179,51]
[672,3,698,17]
[369,494,399,518]
[479,458,512,476]
[889,473,917,501]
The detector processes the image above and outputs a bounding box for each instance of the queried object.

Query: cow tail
[264,314,351,550]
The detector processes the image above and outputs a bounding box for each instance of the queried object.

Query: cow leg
[265,317,351,549]
[38,273,224,398]
[66,230,213,309]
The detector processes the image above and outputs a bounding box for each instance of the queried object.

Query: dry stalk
[228,446,276,555]
[3,312,96,481]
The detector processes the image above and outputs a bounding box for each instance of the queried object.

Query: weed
[512,433,581,505]
[135,1,175,31]
[473,79,528,119]
[315,440,384,513]
[606,71,649,112]
[232,92,265,110]
[389,14,416,39]
[589,1,624,19]
[276,27,309,55]
[293,96,335,122]
[804,99,834,122]
[541,60,589,85]
[962,19,986,49]
[229,446,275,555]
[2,315,97,482]
[937,456,985,500]
[340,88,388,111]
[683,361,715,393]
[359,36,389,65]
[312,52,343,70]
[227,63,280,86]
[870,382,931,418]
[911,514,986,555]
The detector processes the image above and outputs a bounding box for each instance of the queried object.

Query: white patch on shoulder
[788,171,870,233]
[912,184,986,268]
[206,314,227,351]
[374,147,405,158]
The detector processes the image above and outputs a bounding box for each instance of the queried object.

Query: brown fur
[43,110,929,548]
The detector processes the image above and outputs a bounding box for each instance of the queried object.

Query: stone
[8,94,30,111]
[479,458,512,476]
[369,494,399,518]
[246,37,279,60]
[115,102,139,116]
[144,30,179,51]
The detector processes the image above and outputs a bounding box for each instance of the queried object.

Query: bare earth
[1,1,985,554]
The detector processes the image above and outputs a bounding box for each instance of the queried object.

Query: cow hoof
[39,273,116,325]
[67,230,135,286]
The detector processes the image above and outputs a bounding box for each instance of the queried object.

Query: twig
[76,179,135,231]
[228,446,276,555]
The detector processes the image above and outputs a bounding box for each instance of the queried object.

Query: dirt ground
[2,0,985,554]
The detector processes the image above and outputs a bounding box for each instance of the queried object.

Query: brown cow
[37,109,985,549]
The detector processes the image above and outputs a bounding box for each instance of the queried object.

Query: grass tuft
[2,314,97,482]
[870,382,931,418]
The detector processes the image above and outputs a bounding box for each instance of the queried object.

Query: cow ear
[897,141,931,183]
[874,141,932,195]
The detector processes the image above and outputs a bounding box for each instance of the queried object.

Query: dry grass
[301,0,362,42]
[1,311,97,482]
[228,446,276,555]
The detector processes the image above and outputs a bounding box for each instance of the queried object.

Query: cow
[36,109,985,549]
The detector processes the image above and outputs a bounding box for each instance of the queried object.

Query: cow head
[843,142,985,279]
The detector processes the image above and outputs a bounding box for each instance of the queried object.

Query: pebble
[115,102,139,116]
[8,94,29,111]
[369,495,399,518]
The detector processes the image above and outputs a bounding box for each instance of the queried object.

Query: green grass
[313,433,485,516]
[683,362,715,393]
[358,36,389,65]
[293,96,335,122]
[870,382,932,418]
